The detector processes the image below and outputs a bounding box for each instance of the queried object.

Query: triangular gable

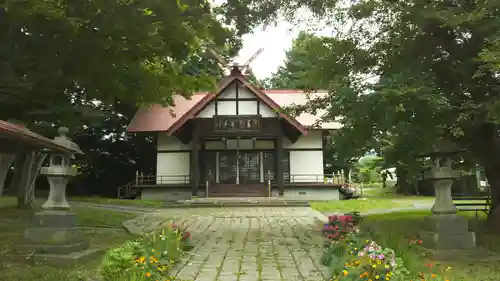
[166,68,308,136]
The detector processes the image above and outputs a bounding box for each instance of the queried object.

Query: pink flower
[328,215,338,222]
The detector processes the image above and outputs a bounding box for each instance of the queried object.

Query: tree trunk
[0,154,16,195]
[469,123,500,225]
[342,167,350,183]
[395,166,412,195]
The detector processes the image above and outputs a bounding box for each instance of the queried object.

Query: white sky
[208,0,335,80]
[234,20,335,80]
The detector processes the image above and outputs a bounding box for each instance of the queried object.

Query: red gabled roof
[128,68,308,136]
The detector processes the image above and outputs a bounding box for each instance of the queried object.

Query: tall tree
[269,0,500,217]
[0,0,246,204]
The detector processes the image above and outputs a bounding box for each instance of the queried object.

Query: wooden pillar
[191,130,200,196]
[276,133,284,196]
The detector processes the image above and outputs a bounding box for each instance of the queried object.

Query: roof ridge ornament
[207,47,264,77]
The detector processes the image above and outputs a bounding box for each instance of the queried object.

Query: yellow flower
[372,264,377,268]
[375,275,380,279]
[343,270,348,276]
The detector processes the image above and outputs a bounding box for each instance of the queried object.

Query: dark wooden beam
[276,132,284,196]
[235,81,239,115]
[191,123,200,196]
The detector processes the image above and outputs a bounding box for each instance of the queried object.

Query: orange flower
[145,272,151,277]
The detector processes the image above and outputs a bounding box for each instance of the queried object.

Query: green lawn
[69,196,163,208]
[363,210,500,280]
[0,196,136,281]
[310,196,435,212]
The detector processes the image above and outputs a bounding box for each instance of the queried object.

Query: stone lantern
[418,140,479,260]
[23,127,99,265]
[40,127,82,209]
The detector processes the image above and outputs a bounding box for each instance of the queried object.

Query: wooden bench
[452,196,490,218]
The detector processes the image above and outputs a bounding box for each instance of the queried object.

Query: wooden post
[206,170,211,198]
[268,170,271,198]
[191,130,200,196]
[276,133,284,196]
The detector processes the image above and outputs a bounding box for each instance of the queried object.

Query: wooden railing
[137,174,191,185]
[117,180,138,199]
[288,174,345,184]
[117,173,347,198]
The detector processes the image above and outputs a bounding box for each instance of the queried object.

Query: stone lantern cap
[417,139,465,158]
[53,127,83,155]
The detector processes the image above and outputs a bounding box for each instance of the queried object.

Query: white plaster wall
[156,134,191,184]
[289,151,324,182]
[286,130,324,182]
[272,188,340,200]
[283,130,323,149]
[141,188,192,201]
[238,100,258,115]
[157,133,191,150]
[197,103,215,118]
[196,82,277,118]
[156,152,190,184]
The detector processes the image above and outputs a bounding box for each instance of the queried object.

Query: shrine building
[126,66,343,200]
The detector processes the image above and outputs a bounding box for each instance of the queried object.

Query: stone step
[162,200,310,208]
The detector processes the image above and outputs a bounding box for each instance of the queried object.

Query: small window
[51,156,63,166]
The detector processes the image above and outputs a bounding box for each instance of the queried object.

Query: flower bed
[321,212,453,281]
[99,223,192,281]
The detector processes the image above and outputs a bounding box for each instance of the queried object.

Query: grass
[310,196,435,212]
[69,196,163,208]
[363,210,500,280]
[0,196,137,281]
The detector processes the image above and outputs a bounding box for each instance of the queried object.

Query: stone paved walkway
[155,207,329,281]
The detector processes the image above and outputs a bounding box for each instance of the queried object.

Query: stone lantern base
[419,214,487,260]
[23,210,103,266]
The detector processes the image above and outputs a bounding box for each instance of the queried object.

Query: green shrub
[321,211,454,281]
[100,225,192,281]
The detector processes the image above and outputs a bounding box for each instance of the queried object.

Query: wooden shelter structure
[0,120,81,204]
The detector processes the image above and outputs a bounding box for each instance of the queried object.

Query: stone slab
[22,241,88,254]
[30,248,105,267]
[426,247,492,261]
[420,214,476,251]
[423,214,469,233]
[24,226,85,245]
[420,230,475,250]
[31,210,77,227]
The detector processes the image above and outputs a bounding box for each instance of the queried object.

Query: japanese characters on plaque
[214,116,261,132]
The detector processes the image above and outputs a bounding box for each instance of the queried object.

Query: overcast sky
[209,0,335,80]
[234,19,335,80]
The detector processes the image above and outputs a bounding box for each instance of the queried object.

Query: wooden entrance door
[218,151,237,184]
[211,150,267,197]
[239,152,260,184]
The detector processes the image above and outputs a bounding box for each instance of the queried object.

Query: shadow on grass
[363,210,500,280]
[0,197,136,281]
